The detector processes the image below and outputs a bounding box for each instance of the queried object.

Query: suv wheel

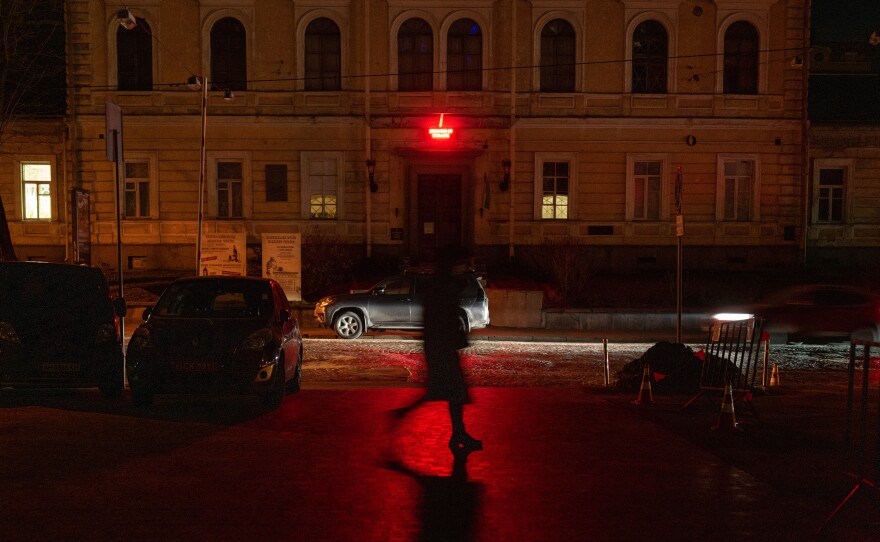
[334,311,364,339]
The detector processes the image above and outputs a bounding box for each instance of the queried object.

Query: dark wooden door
[417,174,462,262]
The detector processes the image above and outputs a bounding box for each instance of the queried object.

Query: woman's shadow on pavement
[385,449,483,542]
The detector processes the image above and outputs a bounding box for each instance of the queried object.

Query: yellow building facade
[5,0,814,274]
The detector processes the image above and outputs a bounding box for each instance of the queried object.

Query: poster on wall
[262,233,301,301]
[200,232,246,277]
[71,189,91,264]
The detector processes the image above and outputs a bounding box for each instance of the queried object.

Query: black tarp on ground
[613,341,745,394]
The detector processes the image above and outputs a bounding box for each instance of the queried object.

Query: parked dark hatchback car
[0,261,125,398]
[314,272,490,339]
[126,276,302,408]
[713,283,880,343]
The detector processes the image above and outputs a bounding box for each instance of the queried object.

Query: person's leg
[448,401,482,451]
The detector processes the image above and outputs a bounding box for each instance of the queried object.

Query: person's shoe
[449,432,483,452]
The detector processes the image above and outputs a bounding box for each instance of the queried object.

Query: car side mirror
[279,308,291,323]
[113,297,127,318]
[142,306,153,321]
[373,287,385,295]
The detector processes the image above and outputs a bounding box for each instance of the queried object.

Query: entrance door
[417,174,462,263]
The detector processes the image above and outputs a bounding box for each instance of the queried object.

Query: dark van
[0,262,126,398]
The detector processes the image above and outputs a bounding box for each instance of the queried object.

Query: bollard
[603,339,610,387]
[761,338,770,387]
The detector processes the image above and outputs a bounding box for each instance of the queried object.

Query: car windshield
[153,279,274,319]
[0,264,110,314]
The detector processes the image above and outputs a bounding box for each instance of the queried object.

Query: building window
[217,161,243,218]
[305,18,341,91]
[632,20,667,94]
[398,18,433,91]
[724,21,759,94]
[308,158,338,219]
[721,160,754,221]
[541,161,569,219]
[124,162,150,218]
[265,164,288,202]
[817,167,845,223]
[633,161,662,220]
[447,19,482,91]
[21,162,52,220]
[116,18,152,91]
[210,17,247,91]
[540,19,575,92]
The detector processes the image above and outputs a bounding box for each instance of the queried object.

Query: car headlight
[95,323,119,344]
[0,321,20,343]
[244,332,269,351]
[129,326,152,349]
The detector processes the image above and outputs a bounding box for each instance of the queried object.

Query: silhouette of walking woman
[394,245,482,452]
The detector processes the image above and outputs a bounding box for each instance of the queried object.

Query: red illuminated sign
[428,113,454,139]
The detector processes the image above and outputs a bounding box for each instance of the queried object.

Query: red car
[715,284,880,343]
[126,276,302,409]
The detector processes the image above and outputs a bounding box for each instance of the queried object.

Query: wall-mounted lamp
[223,89,235,101]
[366,159,378,193]
[500,159,511,192]
[116,9,137,30]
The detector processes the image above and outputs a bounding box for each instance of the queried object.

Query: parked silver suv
[314,272,490,339]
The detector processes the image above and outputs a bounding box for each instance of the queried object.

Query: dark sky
[812,0,880,43]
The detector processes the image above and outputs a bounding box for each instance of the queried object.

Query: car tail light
[0,321,20,343]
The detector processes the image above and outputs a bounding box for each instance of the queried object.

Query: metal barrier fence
[683,317,764,410]
[818,339,880,533]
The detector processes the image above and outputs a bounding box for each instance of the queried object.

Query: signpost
[675,166,683,344]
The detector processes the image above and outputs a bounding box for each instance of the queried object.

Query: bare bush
[526,237,589,307]
[301,230,355,302]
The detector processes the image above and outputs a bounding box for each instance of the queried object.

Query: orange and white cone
[632,363,654,405]
[769,363,780,387]
[713,382,739,431]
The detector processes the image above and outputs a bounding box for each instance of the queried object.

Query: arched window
[632,20,667,94]
[210,17,247,91]
[305,18,341,91]
[117,18,152,91]
[540,19,575,92]
[398,18,433,91]
[447,19,482,91]
[724,22,759,94]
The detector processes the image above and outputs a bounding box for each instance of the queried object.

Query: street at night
[2,337,878,540]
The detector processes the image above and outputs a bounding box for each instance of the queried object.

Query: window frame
[723,20,760,95]
[303,17,342,91]
[716,154,761,222]
[534,153,578,221]
[300,152,344,220]
[396,17,435,92]
[444,18,483,91]
[122,153,159,219]
[116,17,153,91]
[716,13,768,95]
[631,19,668,94]
[200,9,253,94]
[16,158,56,222]
[207,153,252,220]
[539,18,577,93]
[626,154,669,221]
[210,16,248,91]
[812,159,853,225]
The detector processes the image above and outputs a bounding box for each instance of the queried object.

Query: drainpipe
[364,0,372,259]
[801,0,811,267]
[508,0,516,260]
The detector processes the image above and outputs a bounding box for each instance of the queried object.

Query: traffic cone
[632,363,654,405]
[713,381,739,431]
[769,362,780,387]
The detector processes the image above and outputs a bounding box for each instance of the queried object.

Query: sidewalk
[2,385,876,540]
